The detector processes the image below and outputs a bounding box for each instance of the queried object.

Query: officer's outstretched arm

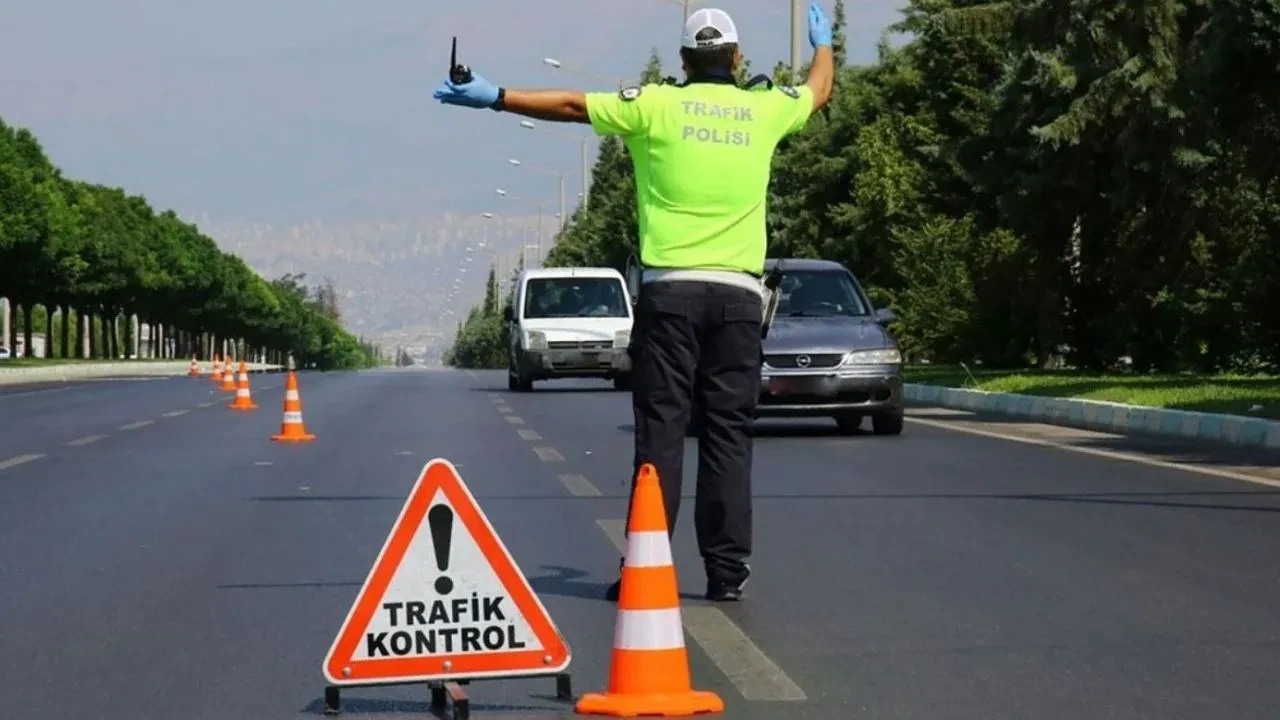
[499,89,590,124]
[805,45,835,112]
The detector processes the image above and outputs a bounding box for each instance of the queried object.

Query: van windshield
[523,277,630,319]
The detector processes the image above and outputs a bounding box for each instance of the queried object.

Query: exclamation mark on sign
[428,504,454,595]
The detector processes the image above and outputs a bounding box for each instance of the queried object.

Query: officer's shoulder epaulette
[743,74,774,91]
[618,85,643,101]
[776,84,801,99]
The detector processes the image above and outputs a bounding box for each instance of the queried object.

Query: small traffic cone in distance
[219,357,238,392]
[229,361,258,410]
[211,355,223,383]
[575,464,724,717]
[189,356,200,377]
[271,371,315,442]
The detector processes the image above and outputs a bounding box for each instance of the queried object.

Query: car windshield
[773,269,869,317]
[523,277,630,319]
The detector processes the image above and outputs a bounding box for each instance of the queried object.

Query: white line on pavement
[66,435,106,447]
[534,446,564,462]
[0,454,44,471]
[118,420,153,431]
[907,416,1280,489]
[595,519,806,701]
[517,429,543,441]
[559,473,601,497]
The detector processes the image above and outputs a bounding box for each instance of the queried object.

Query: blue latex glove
[808,0,833,48]
[432,73,500,109]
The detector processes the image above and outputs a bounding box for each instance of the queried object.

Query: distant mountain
[195,212,558,364]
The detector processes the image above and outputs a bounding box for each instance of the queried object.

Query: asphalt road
[1,368,1279,719]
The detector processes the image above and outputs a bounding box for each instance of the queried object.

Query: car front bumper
[516,347,631,379]
[755,366,903,417]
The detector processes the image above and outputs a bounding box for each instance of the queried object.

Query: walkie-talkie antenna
[449,36,473,84]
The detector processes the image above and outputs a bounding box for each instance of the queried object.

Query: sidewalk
[0,361,284,386]
[903,383,1280,452]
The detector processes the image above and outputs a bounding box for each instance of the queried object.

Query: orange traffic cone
[271,371,315,442]
[219,356,238,392]
[188,356,200,377]
[210,355,223,383]
[576,464,724,717]
[229,361,258,410]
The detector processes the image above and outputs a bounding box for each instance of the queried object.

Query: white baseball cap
[681,8,739,49]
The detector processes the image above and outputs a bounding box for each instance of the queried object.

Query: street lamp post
[790,0,803,76]
[508,158,566,234]
[519,119,590,211]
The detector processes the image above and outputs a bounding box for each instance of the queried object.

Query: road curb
[903,383,1280,452]
[0,362,286,386]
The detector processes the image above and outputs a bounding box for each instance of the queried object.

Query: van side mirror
[874,307,897,325]
[502,306,514,322]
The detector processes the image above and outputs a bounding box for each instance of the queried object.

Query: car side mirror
[874,307,897,325]
[502,306,514,323]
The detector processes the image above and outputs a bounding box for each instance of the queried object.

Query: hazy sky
[1,0,907,226]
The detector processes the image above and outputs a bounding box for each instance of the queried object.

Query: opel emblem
[796,354,811,368]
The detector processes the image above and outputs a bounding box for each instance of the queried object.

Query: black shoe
[605,578,621,602]
[705,564,750,602]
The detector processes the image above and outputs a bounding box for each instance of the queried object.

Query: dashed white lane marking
[395,450,413,456]
[161,409,189,417]
[595,518,806,701]
[255,461,273,466]
[197,401,216,408]
[118,420,153,431]
[0,387,72,400]
[559,473,601,497]
[681,607,808,701]
[497,406,514,413]
[534,446,564,462]
[506,416,525,425]
[0,453,44,471]
[907,416,1280,489]
[517,429,543,441]
[66,435,106,447]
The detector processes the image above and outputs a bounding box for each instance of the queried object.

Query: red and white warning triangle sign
[323,458,571,685]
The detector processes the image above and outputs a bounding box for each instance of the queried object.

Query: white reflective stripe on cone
[286,390,300,401]
[613,608,685,651]
[283,411,303,423]
[236,389,250,398]
[623,531,673,568]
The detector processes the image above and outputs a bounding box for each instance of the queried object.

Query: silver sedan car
[689,258,904,436]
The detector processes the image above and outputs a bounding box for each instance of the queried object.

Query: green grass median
[903,365,1280,420]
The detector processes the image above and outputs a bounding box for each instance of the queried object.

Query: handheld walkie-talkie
[449,36,473,84]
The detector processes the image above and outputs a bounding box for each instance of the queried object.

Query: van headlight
[613,330,630,349]
[843,348,901,365]
[526,331,548,351]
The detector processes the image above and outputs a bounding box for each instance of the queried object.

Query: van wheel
[508,365,532,392]
[871,411,904,436]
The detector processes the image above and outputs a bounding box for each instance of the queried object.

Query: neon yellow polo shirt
[585,80,814,276]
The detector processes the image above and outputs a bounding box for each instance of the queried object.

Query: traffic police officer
[434,1,835,601]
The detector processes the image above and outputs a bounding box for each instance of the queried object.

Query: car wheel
[871,411,904,436]
[835,414,863,435]
[612,374,632,391]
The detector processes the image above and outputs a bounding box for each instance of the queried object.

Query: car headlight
[526,331,548,350]
[613,330,630,349]
[843,348,902,365]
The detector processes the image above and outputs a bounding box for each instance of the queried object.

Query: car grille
[764,353,844,369]
[548,340,611,351]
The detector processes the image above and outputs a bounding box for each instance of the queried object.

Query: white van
[503,267,634,391]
